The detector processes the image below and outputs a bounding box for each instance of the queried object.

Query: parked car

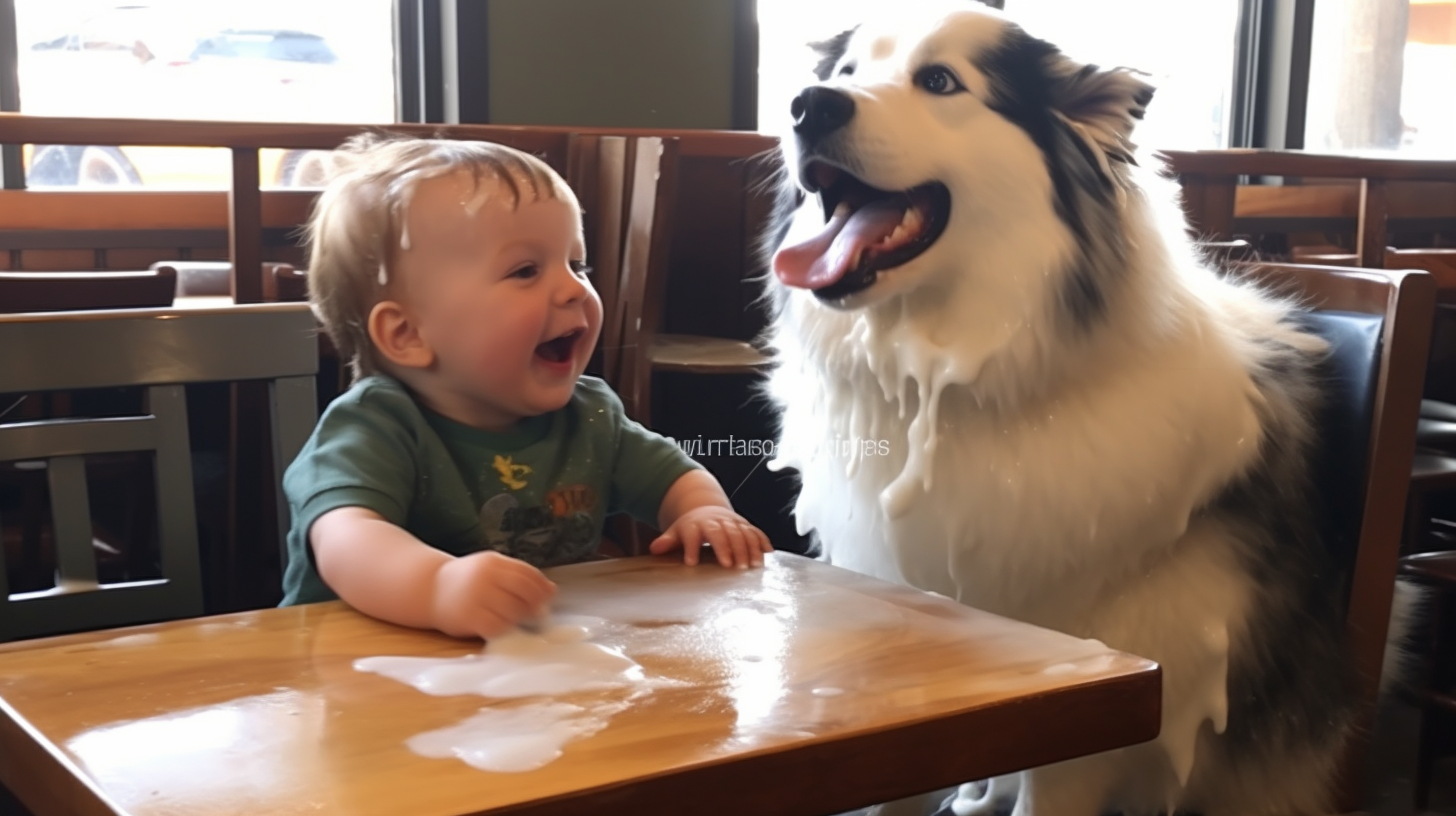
[189,29,337,65]
[21,4,379,188]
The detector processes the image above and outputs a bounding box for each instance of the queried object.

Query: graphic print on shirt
[477,474,599,566]
[492,455,532,490]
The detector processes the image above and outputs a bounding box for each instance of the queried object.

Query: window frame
[0,0,419,189]
[1,0,22,189]
[0,0,1342,187]
[1239,0,1318,150]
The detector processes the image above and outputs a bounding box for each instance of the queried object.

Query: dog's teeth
[903,207,924,230]
[834,202,852,218]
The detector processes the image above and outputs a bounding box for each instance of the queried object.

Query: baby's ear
[367,301,434,370]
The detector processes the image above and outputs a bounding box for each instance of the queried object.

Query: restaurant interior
[1,1,1456,814]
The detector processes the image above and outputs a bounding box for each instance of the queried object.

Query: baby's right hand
[430,551,556,639]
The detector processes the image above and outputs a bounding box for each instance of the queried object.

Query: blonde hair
[305,133,575,381]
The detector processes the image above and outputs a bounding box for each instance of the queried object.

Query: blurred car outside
[17,1,393,188]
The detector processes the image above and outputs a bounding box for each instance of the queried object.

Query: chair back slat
[268,375,321,565]
[591,137,631,384]
[150,383,204,608]
[0,267,177,313]
[48,455,99,589]
[0,305,316,392]
[0,415,157,461]
[615,136,682,423]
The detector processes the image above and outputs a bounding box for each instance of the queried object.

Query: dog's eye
[914,65,966,96]
[839,62,856,77]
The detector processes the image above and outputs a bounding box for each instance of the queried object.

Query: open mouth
[773,161,951,303]
[535,329,583,365]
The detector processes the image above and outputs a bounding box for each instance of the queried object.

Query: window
[1305,0,1456,154]
[756,0,1242,151]
[1010,0,1240,150]
[756,0,889,135]
[12,0,396,188]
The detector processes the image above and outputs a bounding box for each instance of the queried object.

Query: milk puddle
[355,615,656,772]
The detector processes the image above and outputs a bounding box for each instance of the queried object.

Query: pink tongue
[773,199,908,289]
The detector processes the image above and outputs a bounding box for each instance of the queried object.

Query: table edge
[0,697,124,816]
[454,662,1163,816]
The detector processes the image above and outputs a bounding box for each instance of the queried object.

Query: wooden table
[0,554,1160,816]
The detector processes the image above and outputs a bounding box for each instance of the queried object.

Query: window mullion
[1,0,24,189]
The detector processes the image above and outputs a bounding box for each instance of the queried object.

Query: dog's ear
[1049,61,1154,165]
[809,27,857,81]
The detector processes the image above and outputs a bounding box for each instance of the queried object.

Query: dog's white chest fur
[766,290,1272,796]
[768,297,1262,629]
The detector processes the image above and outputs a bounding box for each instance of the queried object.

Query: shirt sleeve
[283,382,421,555]
[597,386,702,526]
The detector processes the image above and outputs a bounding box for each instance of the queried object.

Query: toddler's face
[397,171,601,423]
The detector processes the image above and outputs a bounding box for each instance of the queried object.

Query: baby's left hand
[649,506,773,568]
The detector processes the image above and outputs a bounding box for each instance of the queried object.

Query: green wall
[486,0,739,128]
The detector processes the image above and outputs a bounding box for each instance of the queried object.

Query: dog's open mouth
[774,161,951,302]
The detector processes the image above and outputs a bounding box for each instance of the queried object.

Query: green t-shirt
[279,375,700,605]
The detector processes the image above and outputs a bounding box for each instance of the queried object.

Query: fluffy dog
[760,3,1376,814]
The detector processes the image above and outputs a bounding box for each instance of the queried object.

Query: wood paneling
[15,250,95,272]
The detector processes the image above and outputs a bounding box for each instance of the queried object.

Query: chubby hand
[430,550,556,639]
[649,506,773,568]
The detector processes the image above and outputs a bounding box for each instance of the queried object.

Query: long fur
[757,4,1386,814]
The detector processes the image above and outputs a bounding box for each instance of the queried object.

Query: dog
[758,3,1389,814]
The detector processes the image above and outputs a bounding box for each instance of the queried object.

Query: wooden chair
[1386,248,1456,291]
[0,303,318,641]
[1274,248,1456,431]
[161,260,303,300]
[1196,239,1257,271]
[1229,263,1434,810]
[1291,246,1361,267]
[566,134,630,382]
[1287,247,1456,277]
[1397,550,1456,810]
[607,136,772,425]
[1161,150,1456,268]
[564,135,775,553]
[166,261,235,297]
[264,264,308,303]
[0,267,176,313]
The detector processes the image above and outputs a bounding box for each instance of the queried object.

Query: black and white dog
[760,3,1403,814]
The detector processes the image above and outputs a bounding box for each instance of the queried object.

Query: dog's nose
[791,87,855,142]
